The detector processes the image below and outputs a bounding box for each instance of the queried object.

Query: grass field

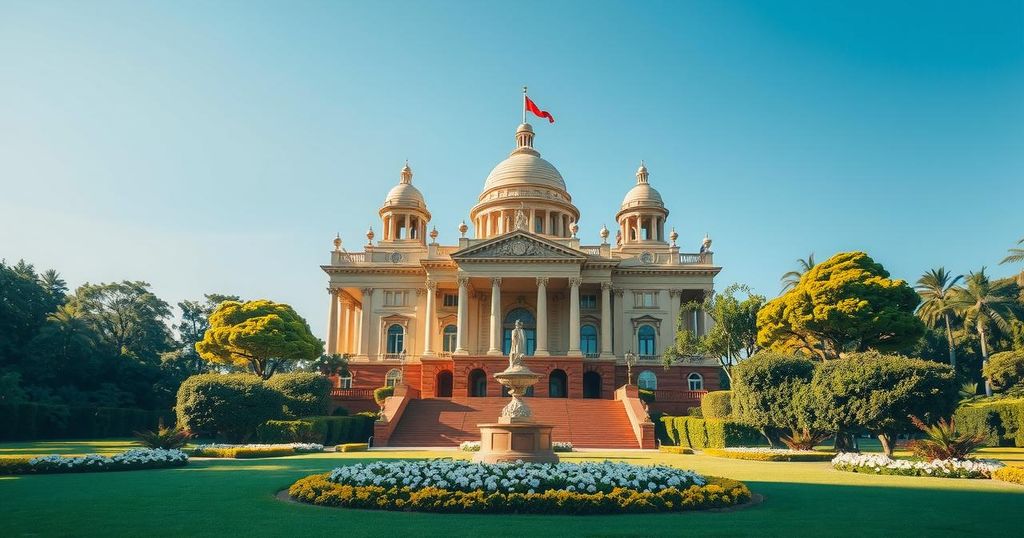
[1,439,1022,537]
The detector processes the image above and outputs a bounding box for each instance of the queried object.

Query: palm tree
[1001,237,1024,286]
[43,303,95,362]
[951,269,1020,396]
[39,269,68,301]
[915,268,963,368]
[781,253,815,292]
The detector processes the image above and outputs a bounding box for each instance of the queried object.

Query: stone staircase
[385,397,641,448]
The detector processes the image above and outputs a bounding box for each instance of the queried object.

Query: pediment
[451,231,587,263]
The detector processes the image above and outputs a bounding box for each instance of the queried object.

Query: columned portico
[488,277,503,355]
[600,282,613,357]
[534,277,550,356]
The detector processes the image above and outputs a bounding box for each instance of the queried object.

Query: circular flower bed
[831,452,1004,479]
[704,447,835,462]
[288,459,752,514]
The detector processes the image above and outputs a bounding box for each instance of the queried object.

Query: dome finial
[636,161,649,184]
[400,161,413,184]
[333,233,342,251]
[599,224,609,244]
[514,123,537,155]
[366,226,375,245]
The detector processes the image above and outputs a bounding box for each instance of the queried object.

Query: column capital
[568,277,583,288]
[601,281,613,291]
[669,288,684,297]
[425,279,437,291]
[327,287,340,296]
[457,275,470,287]
[535,276,549,287]
[491,277,502,287]
[612,287,624,298]
[360,287,374,296]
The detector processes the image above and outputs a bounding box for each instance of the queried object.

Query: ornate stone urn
[472,321,558,464]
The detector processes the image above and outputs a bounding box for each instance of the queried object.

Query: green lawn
[1,440,1022,537]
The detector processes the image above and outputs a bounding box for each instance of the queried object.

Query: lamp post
[398,349,407,386]
[625,350,637,386]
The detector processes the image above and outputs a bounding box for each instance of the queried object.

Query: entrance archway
[468,369,487,397]
[583,371,602,399]
[436,370,453,397]
[548,369,567,398]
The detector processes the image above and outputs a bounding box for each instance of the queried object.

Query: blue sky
[1,1,1022,340]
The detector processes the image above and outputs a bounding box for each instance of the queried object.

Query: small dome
[383,162,428,209]
[620,161,664,210]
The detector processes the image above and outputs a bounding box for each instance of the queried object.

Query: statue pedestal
[472,423,558,464]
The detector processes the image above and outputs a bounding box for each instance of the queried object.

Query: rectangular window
[580,294,597,309]
[634,291,657,308]
[442,293,458,307]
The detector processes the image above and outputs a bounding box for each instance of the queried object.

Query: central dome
[483,152,566,192]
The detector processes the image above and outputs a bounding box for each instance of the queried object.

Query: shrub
[984,351,1024,392]
[331,407,349,416]
[0,403,171,441]
[687,407,703,418]
[302,416,375,445]
[0,449,188,474]
[779,428,830,451]
[907,416,986,460]
[954,398,1024,447]
[337,443,368,452]
[993,466,1024,485]
[638,389,655,404]
[658,446,693,454]
[701,391,732,419]
[831,452,1002,478]
[256,419,322,443]
[175,373,284,442]
[134,421,191,449]
[266,372,331,418]
[660,416,678,446]
[552,441,574,452]
[704,448,834,462]
[373,386,394,405]
[0,456,32,474]
[194,446,295,458]
[662,417,761,449]
[731,352,816,441]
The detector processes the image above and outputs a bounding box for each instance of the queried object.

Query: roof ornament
[429,226,439,244]
[458,220,469,237]
[669,227,678,246]
[366,226,375,246]
[570,221,579,238]
[599,224,610,244]
[400,161,413,184]
[636,161,649,184]
[700,233,713,253]
[333,233,342,252]
[514,203,529,231]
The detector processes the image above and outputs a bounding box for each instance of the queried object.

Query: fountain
[472,320,559,463]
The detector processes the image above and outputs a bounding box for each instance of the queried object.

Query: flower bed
[553,441,573,452]
[191,443,323,458]
[336,443,368,453]
[459,441,480,452]
[993,466,1024,485]
[831,452,1004,478]
[288,459,751,514]
[659,446,694,455]
[704,447,835,462]
[0,448,188,475]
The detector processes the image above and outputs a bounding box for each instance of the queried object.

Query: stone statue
[508,319,526,369]
[514,205,529,231]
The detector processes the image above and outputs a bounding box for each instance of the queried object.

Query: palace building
[322,122,722,448]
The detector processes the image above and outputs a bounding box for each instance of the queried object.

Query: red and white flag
[524,95,555,123]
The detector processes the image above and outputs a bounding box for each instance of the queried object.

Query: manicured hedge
[703,448,835,462]
[176,374,284,442]
[265,373,331,418]
[257,420,321,443]
[194,446,296,459]
[659,416,762,449]
[658,446,693,455]
[954,398,1024,447]
[288,473,752,514]
[993,466,1024,486]
[0,403,172,441]
[701,391,733,419]
[337,443,368,453]
[256,416,373,444]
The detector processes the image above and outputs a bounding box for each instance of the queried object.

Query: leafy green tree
[71,281,174,363]
[916,267,964,368]
[780,253,815,292]
[951,269,1021,396]
[982,350,1024,392]
[809,352,957,456]
[731,352,817,446]
[174,293,242,375]
[663,284,764,383]
[757,251,924,360]
[197,300,323,379]
[0,260,54,368]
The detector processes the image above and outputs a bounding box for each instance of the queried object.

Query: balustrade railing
[651,389,708,403]
[330,388,376,400]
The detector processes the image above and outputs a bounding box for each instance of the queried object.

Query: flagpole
[522,85,527,124]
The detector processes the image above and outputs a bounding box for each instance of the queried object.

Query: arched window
[502,308,536,356]
[442,324,458,353]
[468,369,487,397]
[339,372,353,389]
[385,368,402,388]
[637,325,656,356]
[580,324,598,355]
[638,370,657,390]
[386,324,405,354]
[688,372,704,391]
[549,369,568,398]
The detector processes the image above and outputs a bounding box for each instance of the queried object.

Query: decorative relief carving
[388,252,404,263]
[639,251,655,264]
[425,279,437,291]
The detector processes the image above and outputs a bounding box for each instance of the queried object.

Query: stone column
[600,282,613,357]
[568,277,582,356]
[535,277,549,356]
[345,301,357,353]
[488,277,502,355]
[326,289,339,355]
[455,276,469,354]
[358,288,373,357]
[423,279,436,356]
[659,289,673,355]
[612,288,625,355]
[338,298,350,354]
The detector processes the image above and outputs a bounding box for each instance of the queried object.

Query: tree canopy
[757,251,924,360]
[197,300,323,379]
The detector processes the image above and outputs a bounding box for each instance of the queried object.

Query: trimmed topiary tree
[176,373,283,442]
[266,372,331,418]
[809,352,956,456]
[701,390,733,419]
[731,352,816,446]
[983,350,1024,393]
